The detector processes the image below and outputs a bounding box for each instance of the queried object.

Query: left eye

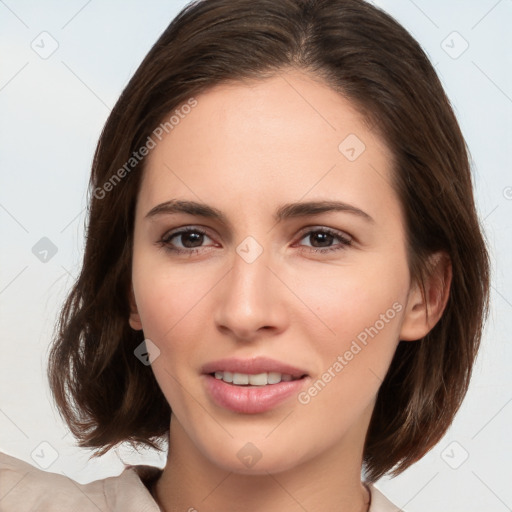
[297,228,352,252]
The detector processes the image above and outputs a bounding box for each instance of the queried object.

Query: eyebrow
[145,199,374,224]
[275,200,374,223]
[145,200,227,222]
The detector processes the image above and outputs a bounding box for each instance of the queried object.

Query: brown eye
[308,231,335,247]
[159,227,215,254]
[297,228,352,253]
[174,231,205,248]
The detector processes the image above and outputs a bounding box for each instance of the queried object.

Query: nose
[213,248,289,342]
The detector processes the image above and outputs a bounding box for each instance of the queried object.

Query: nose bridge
[228,246,273,314]
[214,242,286,338]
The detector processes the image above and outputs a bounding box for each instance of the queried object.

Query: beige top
[0,451,403,511]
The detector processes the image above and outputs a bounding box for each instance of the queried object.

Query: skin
[129,68,450,512]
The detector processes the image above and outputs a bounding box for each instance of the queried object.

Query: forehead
[139,69,397,222]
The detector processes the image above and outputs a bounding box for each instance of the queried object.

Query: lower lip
[203,374,308,414]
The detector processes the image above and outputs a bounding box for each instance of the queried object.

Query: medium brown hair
[47,0,490,481]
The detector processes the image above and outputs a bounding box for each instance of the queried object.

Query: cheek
[290,262,408,413]
[288,256,409,425]
[293,274,407,435]
[289,257,409,351]
[131,257,223,406]
[132,254,219,342]
[131,260,212,412]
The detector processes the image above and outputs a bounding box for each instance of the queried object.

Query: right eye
[158,226,218,255]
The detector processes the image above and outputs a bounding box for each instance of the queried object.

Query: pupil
[311,232,333,247]
[183,232,203,248]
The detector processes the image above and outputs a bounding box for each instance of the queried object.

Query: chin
[198,435,310,476]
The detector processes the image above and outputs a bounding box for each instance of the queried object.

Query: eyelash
[157,226,214,256]
[295,227,352,254]
[157,226,352,256]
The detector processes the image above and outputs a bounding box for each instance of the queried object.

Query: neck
[153,416,371,512]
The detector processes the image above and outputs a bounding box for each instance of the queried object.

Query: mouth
[201,357,310,414]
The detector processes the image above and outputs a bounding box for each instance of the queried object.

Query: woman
[0,0,489,510]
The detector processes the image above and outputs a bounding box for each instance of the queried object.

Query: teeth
[233,372,249,385]
[213,371,299,386]
[248,372,267,385]
[267,372,281,384]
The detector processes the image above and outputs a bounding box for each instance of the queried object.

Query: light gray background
[0,1,511,510]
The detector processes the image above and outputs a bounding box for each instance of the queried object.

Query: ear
[400,252,452,342]
[128,285,143,331]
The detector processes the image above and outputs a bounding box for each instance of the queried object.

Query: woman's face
[130,69,422,474]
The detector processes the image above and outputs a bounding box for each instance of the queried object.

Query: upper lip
[201,357,308,378]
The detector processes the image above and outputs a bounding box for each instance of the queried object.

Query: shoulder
[0,451,404,512]
[368,482,405,512]
[0,451,161,512]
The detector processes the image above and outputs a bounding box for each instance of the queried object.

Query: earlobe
[128,286,143,331]
[399,252,452,342]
